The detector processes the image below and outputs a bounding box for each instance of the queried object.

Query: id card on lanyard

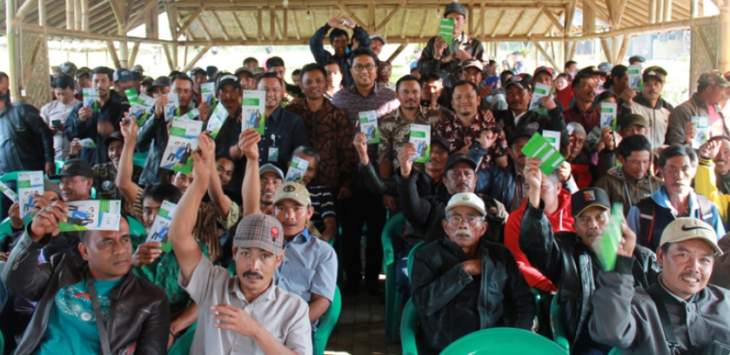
[268,134,279,162]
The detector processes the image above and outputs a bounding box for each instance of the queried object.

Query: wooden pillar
[663,0,673,21]
[65,0,73,30]
[38,0,46,26]
[119,41,129,68]
[81,0,88,31]
[6,0,22,100]
[106,41,121,69]
[657,0,664,23]
[611,36,620,63]
[690,0,699,17]
[73,0,81,30]
[720,6,730,73]
[650,0,657,23]
[583,2,596,35]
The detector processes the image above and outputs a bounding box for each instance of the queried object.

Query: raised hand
[684,121,697,146]
[237,129,262,161]
[132,242,162,267]
[477,130,498,150]
[119,114,139,139]
[28,201,68,242]
[398,143,418,178]
[700,139,721,159]
[618,216,637,257]
[77,106,93,122]
[353,132,370,165]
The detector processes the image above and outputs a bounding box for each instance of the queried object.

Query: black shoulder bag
[647,286,730,355]
[87,275,113,355]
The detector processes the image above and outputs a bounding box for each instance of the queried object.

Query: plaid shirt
[285,98,358,189]
[563,106,601,133]
[378,106,444,171]
[331,84,400,164]
[436,113,508,169]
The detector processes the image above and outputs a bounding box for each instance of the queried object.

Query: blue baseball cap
[113,68,133,82]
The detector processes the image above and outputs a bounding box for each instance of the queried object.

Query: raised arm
[169,134,215,281]
[207,154,232,217]
[117,115,142,205]
[309,22,333,64]
[240,129,263,216]
[395,143,433,230]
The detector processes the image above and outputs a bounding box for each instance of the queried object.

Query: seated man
[628,144,725,252]
[410,192,535,355]
[590,218,730,354]
[3,205,169,354]
[169,134,311,354]
[520,167,659,355]
[595,135,663,215]
[240,130,337,325]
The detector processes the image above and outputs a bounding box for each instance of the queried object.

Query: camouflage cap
[698,71,729,88]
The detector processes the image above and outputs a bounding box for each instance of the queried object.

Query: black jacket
[519,202,659,347]
[396,172,508,245]
[494,108,568,147]
[0,102,55,175]
[3,231,170,355]
[64,90,129,166]
[309,24,371,88]
[411,237,536,355]
[137,112,170,185]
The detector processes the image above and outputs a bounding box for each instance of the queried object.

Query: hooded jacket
[504,189,574,292]
[519,203,660,348]
[594,166,663,215]
[627,186,725,252]
[618,92,673,149]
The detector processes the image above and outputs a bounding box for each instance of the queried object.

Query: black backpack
[636,194,713,247]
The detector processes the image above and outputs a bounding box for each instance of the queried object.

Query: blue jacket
[628,186,725,251]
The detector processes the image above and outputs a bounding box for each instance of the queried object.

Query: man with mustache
[3,205,169,355]
[285,63,357,201]
[378,75,444,211]
[617,67,672,151]
[239,132,338,327]
[595,135,663,216]
[519,172,659,355]
[410,192,535,355]
[397,146,508,245]
[628,144,725,252]
[590,218,730,355]
[169,134,312,354]
[258,164,284,215]
[666,71,729,145]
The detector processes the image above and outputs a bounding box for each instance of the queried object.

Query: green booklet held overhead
[60,200,122,232]
[592,203,624,271]
[124,88,139,104]
[18,171,43,219]
[521,132,566,175]
[146,200,177,252]
[439,18,455,45]
[409,124,431,163]
[600,102,618,131]
[242,90,266,135]
[160,118,203,174]
[207,103,229,139]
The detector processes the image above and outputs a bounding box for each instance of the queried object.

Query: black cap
[235,67,254,78]
[628,55,646,64]
[191,67,206,77]
[151,76,171,88]
[103,131,124,147]
[508,124,539,146]
[131,71,143,81]
[504,75,532,91]
[432,134,451,151]
[444,153,477,172]
[571,187,611,217]
[444,2,467,17]
[49,159,94,179]
[218,74,242,90]
[206,66,219,77]
[643,66,668,83]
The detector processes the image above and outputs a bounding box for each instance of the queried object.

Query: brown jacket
[3,231,170,355]
[665,93,729,145]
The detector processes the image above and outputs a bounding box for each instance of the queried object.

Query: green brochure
[439,18,455,45]
[521,132,566,175]
[146,200,177,252]
[409,124,431,163]
[592,203,624,271]
[59,200,122,232]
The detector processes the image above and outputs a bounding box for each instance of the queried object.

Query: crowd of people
[1,1,730,354]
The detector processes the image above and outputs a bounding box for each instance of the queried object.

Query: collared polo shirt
[276,229,337,303]
[180,257,312,355]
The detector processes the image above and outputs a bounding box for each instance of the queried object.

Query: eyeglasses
[447,215,483,226]
[352,64,376,72]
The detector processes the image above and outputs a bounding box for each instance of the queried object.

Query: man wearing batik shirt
[286,63,357,197]
[437,80,508,169]
[331,48,399,295]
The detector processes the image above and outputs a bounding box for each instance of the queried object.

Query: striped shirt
[307,185,335,233]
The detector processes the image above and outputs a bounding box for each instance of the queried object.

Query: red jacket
[504,188,575,292]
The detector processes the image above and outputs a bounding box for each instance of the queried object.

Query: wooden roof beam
[582,0,613,26]
[532,40,561,71]
[211,11,230,41]
[491,10,506,37]
[197,16,212,40]
[509,10,525,37]
[478,4,486,37]
[177,6,205,40]
[290,9,301,39]
[614,0,630,27]
[419,9,430,38]
[401,9,410,38]
[540,5,564,33]
[376,2,405,33]
[525,11,543,36]
[231,12,249,41]
[336,4,367,29]
[126,0,158,32]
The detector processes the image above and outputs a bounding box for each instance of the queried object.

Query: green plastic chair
[0,329,4,355]
[54,160,65,174]
[400,299,420,355]
[381,212,404,344]
[407,241,425,282]
[313,286,342,355]
[550,292,570,353]
[440,327,568,355]
[608,348,621,355]
[0,217,11,239]
[133,151,149,168]
[167,322,197,355]
[0,171,31,184]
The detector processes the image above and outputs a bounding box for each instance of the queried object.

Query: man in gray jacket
[590,218,730,355]
[666,71,729,145]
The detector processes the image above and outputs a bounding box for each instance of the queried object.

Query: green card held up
[520,132,566,175]
[439,18,455,45]
[592,203,624,271]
